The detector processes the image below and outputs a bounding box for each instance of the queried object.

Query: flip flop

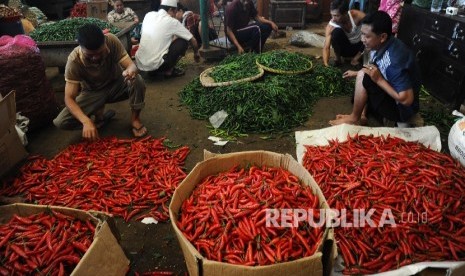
[132,125,148,138]
[95,109,116,128]
[164,68,185,79]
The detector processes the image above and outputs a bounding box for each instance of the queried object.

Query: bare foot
[329,114,360,126]
[360,115,368,126]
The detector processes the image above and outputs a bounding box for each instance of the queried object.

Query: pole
[199,0,209,49]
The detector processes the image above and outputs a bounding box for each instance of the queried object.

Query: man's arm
[322,24,333,67]
[255,16,278,32]
[226,26,244,54]
[363,65,415,106]
[351,9,366,25]
[377,79,414,105]
[120,56,139,81]
[63,82,99,140]
[107,12,115,23]
[129,8,139,23]
[189,37,201,62]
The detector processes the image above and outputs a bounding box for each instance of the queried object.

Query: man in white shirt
[135,0,200,77]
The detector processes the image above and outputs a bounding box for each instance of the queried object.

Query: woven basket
[199,65,265,87]
[255,59,313,75]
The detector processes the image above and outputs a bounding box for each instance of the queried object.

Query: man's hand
[342,70,358,79]
[82,120,99,141]
[237,45,245,54]
[270,22,278,32]
[122,68,137,83]
[362,64,382,83]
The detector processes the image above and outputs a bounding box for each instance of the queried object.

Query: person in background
[107,0,139,24]
[129,22,142,58]
[378,0,402,34]
[135,0,200,78]
[53,24,147,139]
[322,0,365,67]
[175,3,218,47]
[329,11,420,126]
[225,0,278,54]
[20,17,35,35]
[107,0,141,58]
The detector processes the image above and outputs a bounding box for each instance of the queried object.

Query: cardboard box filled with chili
[169,150,336,276]
[0,203,129,275]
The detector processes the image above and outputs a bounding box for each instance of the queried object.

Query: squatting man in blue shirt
[329,11,420,126]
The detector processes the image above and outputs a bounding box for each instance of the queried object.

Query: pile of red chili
[0,136,189,222]
[176,165,325,266]
[303,134,465,274]
[0,211,95,274]
[69,2,87,18]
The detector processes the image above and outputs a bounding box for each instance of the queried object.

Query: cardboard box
[0,203,129,275]
[169,150,336,276]
[0,91,28,177]
[86,0,108,20]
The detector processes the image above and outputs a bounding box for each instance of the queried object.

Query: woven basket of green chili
[255,50,313,75]
[200,65,265,87]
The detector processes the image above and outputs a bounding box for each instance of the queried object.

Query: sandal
[132,124,148,138]
[164,68,185,78]
[95,109,116,128]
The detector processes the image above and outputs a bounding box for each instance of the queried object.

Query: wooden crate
[269,0,307,29]
[86,0,108,20]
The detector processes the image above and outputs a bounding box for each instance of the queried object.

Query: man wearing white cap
[135,0,200,77]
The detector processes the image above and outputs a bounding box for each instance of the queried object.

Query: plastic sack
[448,111,465,167]
[209,110,228,129]
[0,34,58,131]
[15,112,29,146]
[0,34,38,58]
[289,31,325,48]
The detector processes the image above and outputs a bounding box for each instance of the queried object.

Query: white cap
[161,0,178,8]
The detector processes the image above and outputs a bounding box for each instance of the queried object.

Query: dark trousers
[233,22,272,53]
[363,74,402,122]
[331,28,364,58]
[157,38,189,72]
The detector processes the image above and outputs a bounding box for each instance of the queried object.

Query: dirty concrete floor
[24,24,364,275]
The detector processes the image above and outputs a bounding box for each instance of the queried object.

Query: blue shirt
[370,37,421,121]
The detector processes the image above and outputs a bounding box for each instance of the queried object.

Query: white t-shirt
[135,9,193,71]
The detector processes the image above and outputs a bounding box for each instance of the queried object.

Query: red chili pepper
[0,229,14,248]
[303,135,465,274]
[10,244,28,259]
[0,137,189,223]
[177,165,323,266]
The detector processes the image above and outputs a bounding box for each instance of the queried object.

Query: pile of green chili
[209,53,261,83]
[180,59,354,134]
[256,50,312,72]
[30,18,120,42]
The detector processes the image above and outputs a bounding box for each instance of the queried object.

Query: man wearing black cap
[53,24,147,139]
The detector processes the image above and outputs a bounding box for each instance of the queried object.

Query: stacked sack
[0,35,58,131]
